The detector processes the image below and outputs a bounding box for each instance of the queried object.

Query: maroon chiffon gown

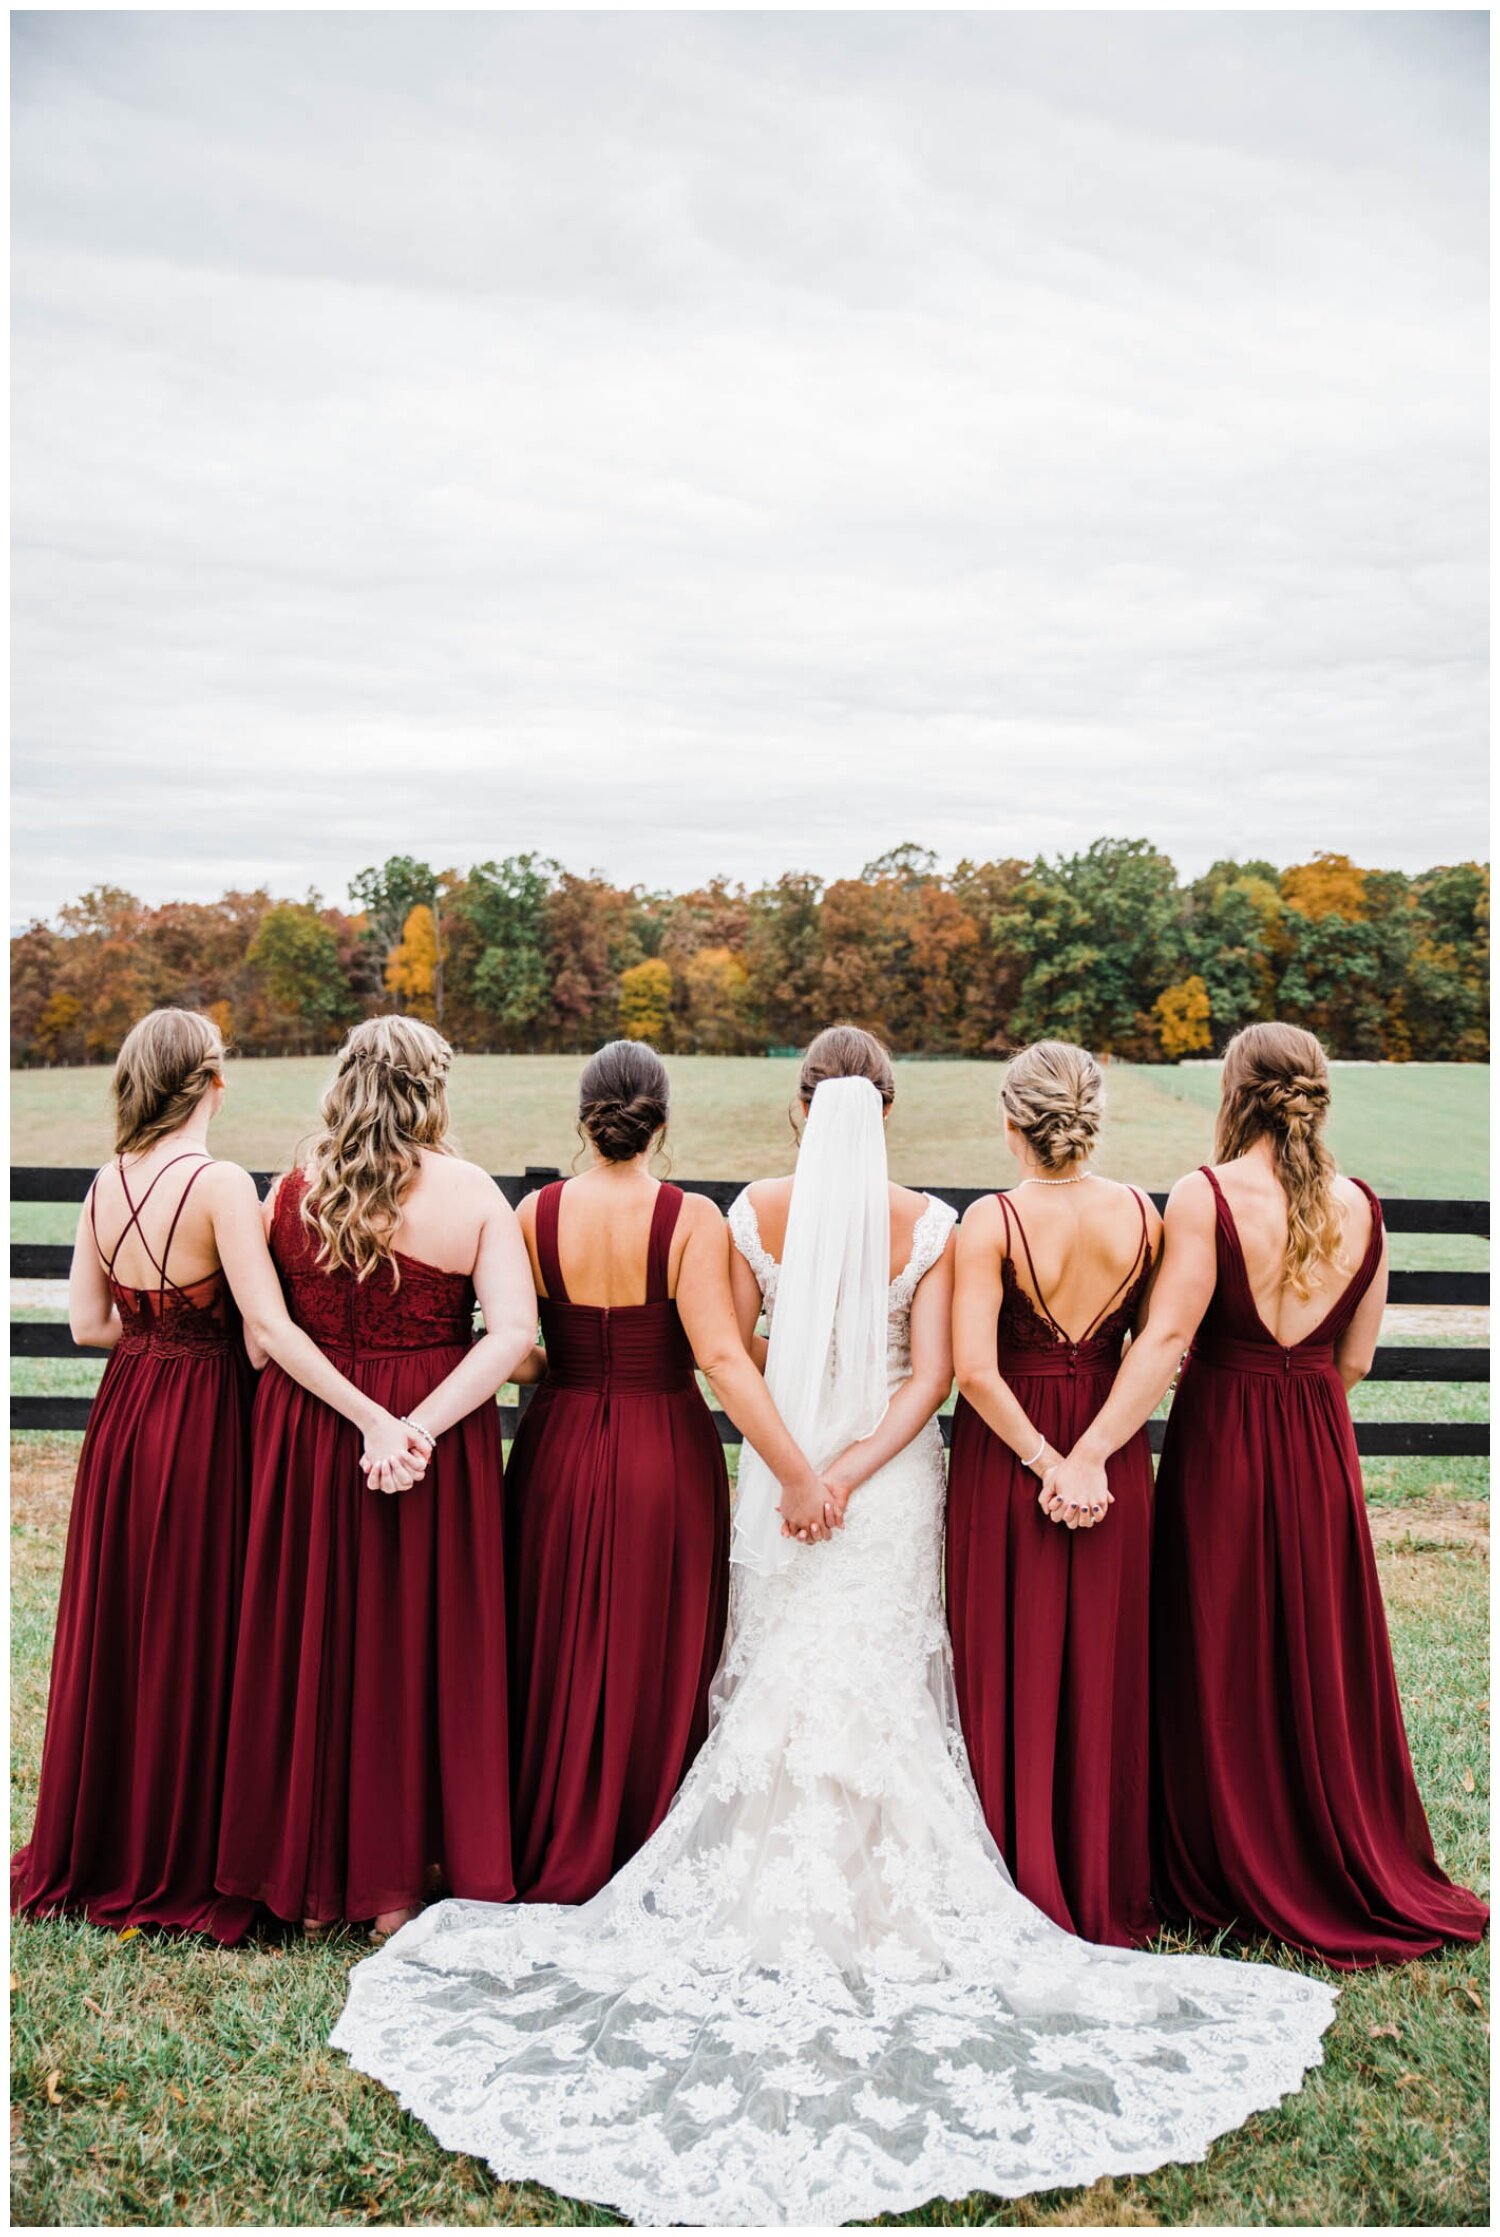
[506,1180,730,1903]
[1153,1166,1488,1967]
[216,1169,512,1923]
[13,1155,258,1944]
[946,1188,1158,1948]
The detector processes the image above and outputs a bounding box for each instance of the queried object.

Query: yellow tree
[1153,975,1213,1058]
[1279,853,1368,921]
[618,958,672,1045]
[682,946,749,1052]
[385,904,441,1021]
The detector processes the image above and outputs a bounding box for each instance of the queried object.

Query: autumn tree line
[9,841,1490,1070]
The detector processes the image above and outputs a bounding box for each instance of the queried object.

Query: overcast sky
[11,9,1489,923]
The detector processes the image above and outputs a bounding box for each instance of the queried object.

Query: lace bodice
[729,1186,957,1385]
[271,1170,476,1356]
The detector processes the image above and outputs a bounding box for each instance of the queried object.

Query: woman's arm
[728,1238,769,1371]
[206,1166,430,1489]
[951,1200,1062,1481]
[674,1199,834,1540]
[1335,1223,1388,1391]
[507,1344,548,1386]
[1042,1172,1218,1526]
[821,1227,957,1515]
[67,1192,121,1350]
[394,1183,539,1447]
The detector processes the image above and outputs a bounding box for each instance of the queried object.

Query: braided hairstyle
[302,1016,455,1281]
[112,1008,226,1155]
[578,1040,670,1163]
[1000,1041,1104,1172]
[1214,1022,1345,1298]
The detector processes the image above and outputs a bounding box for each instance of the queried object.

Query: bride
[332,1029,1337,2227]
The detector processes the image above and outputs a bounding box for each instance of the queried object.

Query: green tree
[999,839,1184,1054]
[247,904,354,1048]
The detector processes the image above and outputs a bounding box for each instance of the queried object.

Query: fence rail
[11,1167,1490,1458]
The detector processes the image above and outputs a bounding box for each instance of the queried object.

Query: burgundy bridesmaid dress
[12,1156,258,1943]
[215,1169,512,1923]
[946,1189,1158,1948]
[506,1179,730,1902]
[1153,1166,1488,1967]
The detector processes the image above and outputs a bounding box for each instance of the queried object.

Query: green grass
[10,1055,1491,1193]
[9,1439,1490,2227]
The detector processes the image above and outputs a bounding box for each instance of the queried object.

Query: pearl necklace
[1018,1171,1094,1187]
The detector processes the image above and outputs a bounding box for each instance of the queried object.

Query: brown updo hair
[112,1008,226,1156]
[1001,1041,1103,1172]
[302,1016,455,1282]
[579,1040,669,1163]
[1214,1022,1343,1298]
[797,1023,895,1112]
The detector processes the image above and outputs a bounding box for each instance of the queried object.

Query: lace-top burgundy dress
[215,1168,512,1925]
[12,1155,258,1943]
[946,1187,1158,1948]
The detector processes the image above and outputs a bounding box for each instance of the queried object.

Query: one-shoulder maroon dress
[506,1180,730,1902]
[13,1155,258,1943]
[1153,1167,1488,1967]
[216,1169,512,1923]
[946,1188,1158,1948]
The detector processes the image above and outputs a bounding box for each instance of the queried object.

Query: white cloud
[11,9,1488,920]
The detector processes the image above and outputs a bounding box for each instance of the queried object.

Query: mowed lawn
[9,1058,1491,2224]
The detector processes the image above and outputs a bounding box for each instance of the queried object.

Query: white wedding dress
[332,1082,1337,2227]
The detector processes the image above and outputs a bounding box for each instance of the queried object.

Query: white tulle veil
[730,1074,892,1575]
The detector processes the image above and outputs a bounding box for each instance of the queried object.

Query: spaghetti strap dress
[505,1179,730,1902]
[216,1168,512,1923]
[12,1156,258,1943]
[1152,1167,1489,1967]
[946,1188,1158,1947]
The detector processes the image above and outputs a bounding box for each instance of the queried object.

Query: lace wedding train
[332,1192,1336,2226]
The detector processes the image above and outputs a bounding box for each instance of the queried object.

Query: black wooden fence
[10,1167,1490,1457]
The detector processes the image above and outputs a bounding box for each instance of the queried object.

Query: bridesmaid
[217,1017,539,1939]
[946,1041,1161,1948]
[1046,1022,1489,1967]
[507,1039,828,1903]
[13,1009,425,1942]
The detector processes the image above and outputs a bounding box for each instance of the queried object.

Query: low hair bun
[1000,1041,1104,1172]
[578,1041,670,1164]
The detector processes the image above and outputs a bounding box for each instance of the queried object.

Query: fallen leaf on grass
[1367,2023,1401,2041]
[167,2086,186,2106]
[116,1926,140,1942]
[1462,1768,1476,1793]
[9,1972,18,1995]
[81,1994,104,2018]
[1453,1978,1486,2015]
[44,2070,63,2106]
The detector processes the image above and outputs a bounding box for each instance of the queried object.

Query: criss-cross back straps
[90,1152,213,1292]
[534,1180,570,1303]
[645,1184,685,1303]
[997,1184,1151,1346]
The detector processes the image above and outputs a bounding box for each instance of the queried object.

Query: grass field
[9,1057,1490,2225]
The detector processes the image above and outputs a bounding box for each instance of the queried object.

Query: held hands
[1037,1445,1113,1531]
[777,1465,850,1546]
[360,1409,433,1495]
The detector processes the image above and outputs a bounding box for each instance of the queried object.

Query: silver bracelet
[402,1415,436,1452]
[1022,1436,1048,1472]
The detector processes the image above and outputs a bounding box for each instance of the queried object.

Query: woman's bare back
[994,1178,1160,1341]
[1208,1158,1374,1346]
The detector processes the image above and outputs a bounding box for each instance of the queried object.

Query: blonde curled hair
[1001,1041,1104,1172]
[112,1008,226,1156]
[1214,1022,1344,1299]
[302,1016,455,1282]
